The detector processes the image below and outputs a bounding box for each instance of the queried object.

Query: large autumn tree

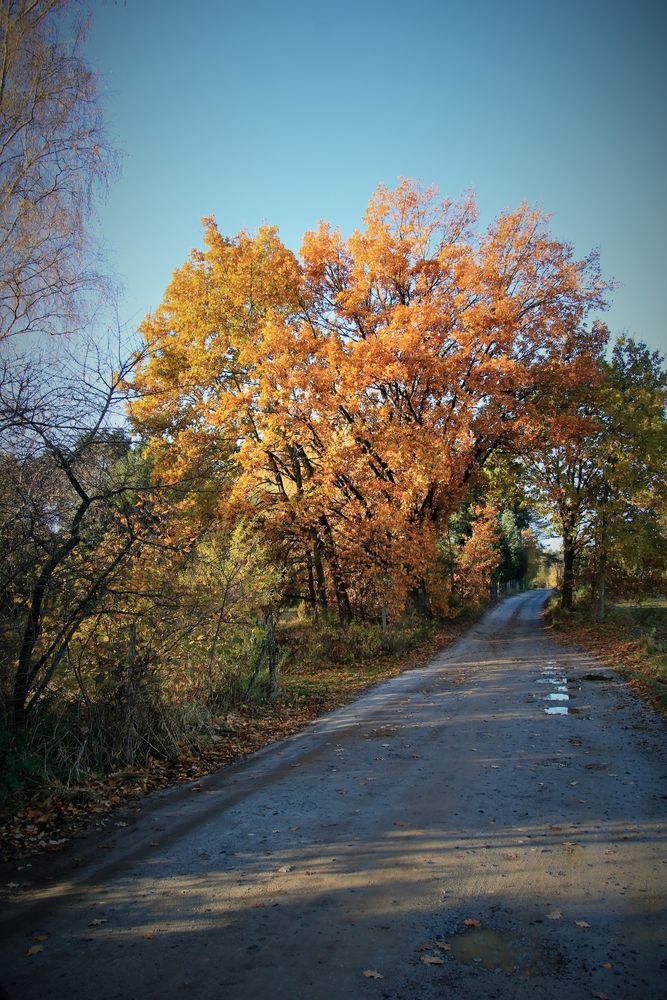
[129,181,607,621]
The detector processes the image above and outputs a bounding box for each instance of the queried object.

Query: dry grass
[0,614,473,861]
[546,595,667,718]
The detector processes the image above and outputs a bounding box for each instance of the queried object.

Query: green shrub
[0,718,47,813]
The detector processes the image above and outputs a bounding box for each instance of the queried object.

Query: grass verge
[545,594,667,719]
[0,613,474,862]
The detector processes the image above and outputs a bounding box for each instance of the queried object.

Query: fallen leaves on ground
[421,955,444,966]
[574,920,591,928]
[1,623,469,863]
[548,608,667,720]
[0,707,320,862]
[362,969,384,979]
[546,909,562,920]
[463,918,481,927]
[26,945,44,956]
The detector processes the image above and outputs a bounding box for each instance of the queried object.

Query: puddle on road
[538,663,579,716]
[448,927,557,976]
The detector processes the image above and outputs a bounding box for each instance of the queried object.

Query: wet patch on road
[539,661,582,716]
[447,926,561,976]
[363,726,399,740]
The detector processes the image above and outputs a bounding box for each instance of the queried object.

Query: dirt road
[1,590,665,999]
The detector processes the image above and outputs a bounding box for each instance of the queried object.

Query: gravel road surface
[1,589,665,999]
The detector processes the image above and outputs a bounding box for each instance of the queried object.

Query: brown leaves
[421,955,444,966]
[362,969,383,979]
[574,920,591,928]
[546,908,562,920]
[0,704,318,863]
[463,918,481,928]
[130,179,609,638]
[26,944,44,956]
[416,941,450,954]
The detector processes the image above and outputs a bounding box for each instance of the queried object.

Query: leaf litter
[1,624,468,863]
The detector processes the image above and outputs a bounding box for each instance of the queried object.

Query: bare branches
[0,0,118,341]
[0,336,155,724]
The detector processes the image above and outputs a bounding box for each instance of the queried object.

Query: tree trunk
[125,623,138,763]
[317,516,351,624]
[305,548,318,621]
[267,612,278,700]
[447,528,455,593]
[596,503,608,622]
[561,531,575,610]
[597,550,607,622]
[310,530,328,618]
[409,581,432,619]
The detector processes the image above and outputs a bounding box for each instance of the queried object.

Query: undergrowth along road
[0,614,472,861]
[547,595,667,717]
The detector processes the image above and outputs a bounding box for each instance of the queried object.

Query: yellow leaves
[128,180,609,619]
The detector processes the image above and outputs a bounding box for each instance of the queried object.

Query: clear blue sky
[87,0,667,354]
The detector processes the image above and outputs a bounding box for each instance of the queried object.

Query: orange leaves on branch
[128,180,608,620]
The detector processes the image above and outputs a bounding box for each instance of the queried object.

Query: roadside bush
[0,717,44,812]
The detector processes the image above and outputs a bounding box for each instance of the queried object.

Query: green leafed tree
[523,335,666,613]
[589,338,667,619]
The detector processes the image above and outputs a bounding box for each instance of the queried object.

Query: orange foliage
[129,181,607,620]
[454,507,501,605]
